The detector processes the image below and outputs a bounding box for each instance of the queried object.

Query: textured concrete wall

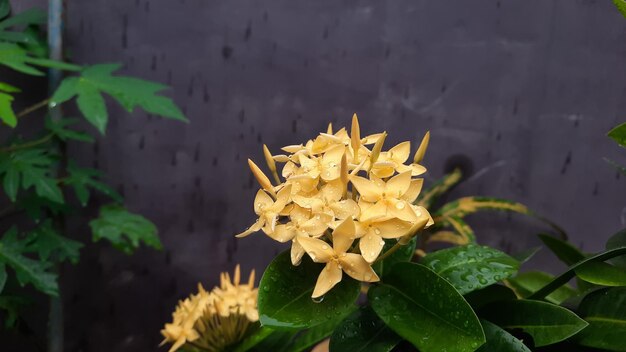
[6,1,626,351]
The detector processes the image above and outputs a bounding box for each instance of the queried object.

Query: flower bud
[413,131,430,164]
[247,158,275,195]
[351,113,361,163]
[369,131,387,165]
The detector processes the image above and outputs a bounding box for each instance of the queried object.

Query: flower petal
[330,198,360,219]
[321,180,344,202]
[332,218,356,254]
[301,214,332,237]
[374,218,415,239]
[298,236,335,263]
[291,239,306,265]
[236,219,265,238]
[268,224,297,242]
[312,261,343,298]
[387,199,418,222]
[350,176,382,202]
[402,178,424,203]
[254,189,274,214]
[339,253,379,282]
[359,231,385,263]
[389,141,410,164]
[385,171,412,198]
[273,184,292,210]
[360,200,388,222]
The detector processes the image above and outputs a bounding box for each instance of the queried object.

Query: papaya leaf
[615,0,626,18]
[0,228,58,296]
[65,162,122,205]
[0,8,45,30]
[0,148,63,203]
[51,64,187,134]
[0,42,80,76]
[25,220,82,264]
[0,92,16,127]
[89,204,161,254]
[45,117,95,143]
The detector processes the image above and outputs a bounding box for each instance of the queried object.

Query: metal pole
[47,0,64,351]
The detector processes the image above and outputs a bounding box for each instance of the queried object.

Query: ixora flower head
[160,265,258,352]
[237,114,434,298]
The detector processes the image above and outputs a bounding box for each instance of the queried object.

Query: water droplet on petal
[395,201,405,210]
[322,244,329,250]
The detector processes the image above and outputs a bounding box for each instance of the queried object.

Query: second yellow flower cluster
[238,114,434,298]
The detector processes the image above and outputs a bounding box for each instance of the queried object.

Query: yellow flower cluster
[160,265,258,352]
[238,114,434,298]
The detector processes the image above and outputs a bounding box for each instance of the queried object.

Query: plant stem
[16,99,50,118]
[0,133,54,153]
[374,241,404,264]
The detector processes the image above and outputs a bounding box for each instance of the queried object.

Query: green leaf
[574,287,626,351]
[0,82,20,93]
[0,263,6,294]
[528,246,626,300]
[511,246,541,264]
[606,229,626,269]
[373,236,416,278]
[50,63,187,134]
[0,42,79,76]
[0,8,45,30]
[443,216,476,243]
[329,306,401,352]
[25,221,82,264]
[45,117,95,143]
[65,162,123,205]
[0,295,28,327]
[421,244,520,294]
[507,271,577,305]
[232,326,274,352]
[477,320,530,352]
[290,312,350,352]
[416,168,462,208]
[257,250,360,330]
[576,261,626,286]
[0,92,16,127]
[464,284,517,310]
[0,148,63,203]
[0,1,9,19]
[435,196,530,219]
[369,262,485,352]
[479,299,587,347]
[615,0,626,18]
[538,234,585,266]
[89,204,161,254]
[0,228,58,296]
[608,122,626,147]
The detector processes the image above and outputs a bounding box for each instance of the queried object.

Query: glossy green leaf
[479,299,587,347]
[477,320,530,352]
[89,204,161,254]
[464,284,517,310]
[291,312,351,352]
[50,64,187,134]
[421,244,519,294]
[329,306,401,352]
[574,287,626,351]
[576,261,626,286]
[538,234,585,265]
[257,250,360,330]
[0,228,58,296]
[0,82,19,93]
[606,229,626,269]
[507,271,577,305]
[373,236,416,278]
[528,246,626,300]
[232,326,274,352]
[0,92,16,127]
[25,221,82,264]
[247,330,297,352]
[0,148,63,203]
[369,262,485,352]
[608,122,626,147]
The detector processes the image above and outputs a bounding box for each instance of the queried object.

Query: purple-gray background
[6,1,626,351]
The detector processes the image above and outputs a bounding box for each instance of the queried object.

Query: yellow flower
[351,171,423,222]
[293,180,359,220]
[236,184,291,238]
[298,144,345,181]
[370,141,427,178]
[160,265,258,352]
[298,218,379,298]
[355,218,416,263]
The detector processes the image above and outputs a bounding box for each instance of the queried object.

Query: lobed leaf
[25,220,82,264]
[89,204,161,254]
[0,148,63,203]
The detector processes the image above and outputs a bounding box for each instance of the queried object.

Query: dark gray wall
[7,1,626,351]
